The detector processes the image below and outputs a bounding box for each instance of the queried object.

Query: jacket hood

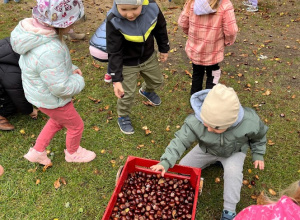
[111,0,148,19]
[190,89,244,128]
[194,0,220,15]
[10,18,57,55]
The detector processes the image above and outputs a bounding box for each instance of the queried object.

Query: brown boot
[0,115,14,131]
[67,32,86,40]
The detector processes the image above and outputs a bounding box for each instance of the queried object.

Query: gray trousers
[117,52,164,117]
[179,144,246,212]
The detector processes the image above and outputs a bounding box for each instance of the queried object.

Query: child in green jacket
[151,84,268,220]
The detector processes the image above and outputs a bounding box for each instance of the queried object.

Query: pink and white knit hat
[32,0,84,28]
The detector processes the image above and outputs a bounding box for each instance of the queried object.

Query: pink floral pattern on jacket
[234,196,300,220]
[178,0,238,65]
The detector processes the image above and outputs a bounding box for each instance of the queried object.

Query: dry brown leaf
[268,140,275,146]
[251,194,258,200]
[142,101,155,106]
[92,60,100,68]
[291,94,296,99]
[93,126,100,131]
[54,178,61,189]
[28,167,38,173]
[268,188,277,196]
[110,160,116,164]
[248,169,252,173]
[43,163,52,172]
[215,177,221,183]
[142,126,148,130]
[119,155,124,160]
[145,129,151,135]
[70,49,76,54]
[166,125,171,132]
[137,144,145,149]
[88,96,101,103]
[151,140,155,144]
[60,177,67,185]
[262,89,271,96]
[185,70,192,78]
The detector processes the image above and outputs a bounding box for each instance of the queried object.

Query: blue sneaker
[221,210,236,220]
[117,116,134,134]
[139,88,161,106]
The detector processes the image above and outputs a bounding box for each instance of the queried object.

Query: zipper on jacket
[220,133,224,146]
[136,19,145,65]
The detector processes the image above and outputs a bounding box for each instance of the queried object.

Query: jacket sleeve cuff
[252,153,264,162]
[159,160,170,172]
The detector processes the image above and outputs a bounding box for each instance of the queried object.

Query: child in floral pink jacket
[178,0,238,95]
[235,180,300,220]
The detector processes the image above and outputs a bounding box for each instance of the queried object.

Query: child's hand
[29,108,38,119]
[253,160,264,170]
[113,82,125,99]
[73,69,83,76]
[150,164,166,177]
[159,53,168,62]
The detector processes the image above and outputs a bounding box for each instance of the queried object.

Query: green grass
[0,0,299,219]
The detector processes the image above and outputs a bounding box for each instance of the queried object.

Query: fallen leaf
[36,179,41,185]
[54,178,61,189]
[93,126,100,131]
[65,202,70,208]
[215,177,221,183]
[145,129,151,135]
[248,169,252,174]
[142,126,148,130]
[69,49,76,54]
[142,101,155,106]
[268,140,275,146]
[262,89,271,96]
[60,177,67,185]
[185,70,192,78]
[101,149,106,154]
[88,96,101,103]
[166,125,171,132]
[251,194,258,199]
[43,163,52,172]
[119,155,124,160]
[78,208,83,213]
[137,144,145,149]
[268,188,277,196]
[110,160,116,164]
[28,167,38,173]
[20,129,25,134]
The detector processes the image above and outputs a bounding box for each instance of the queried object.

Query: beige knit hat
[200,84,240,130]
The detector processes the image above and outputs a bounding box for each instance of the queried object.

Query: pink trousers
[34,102,84,154]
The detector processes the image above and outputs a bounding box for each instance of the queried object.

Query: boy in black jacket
[106,0,169,134]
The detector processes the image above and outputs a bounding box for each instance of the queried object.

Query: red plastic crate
[102,156,202,220]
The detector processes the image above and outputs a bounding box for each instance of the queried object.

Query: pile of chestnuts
[110,171,195,220]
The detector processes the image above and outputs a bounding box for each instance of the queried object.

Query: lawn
[0,0,299,219]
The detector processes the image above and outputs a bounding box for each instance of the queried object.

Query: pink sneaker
[24,148,51,165]
[64,146,96,163]
[104,73,112,83]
